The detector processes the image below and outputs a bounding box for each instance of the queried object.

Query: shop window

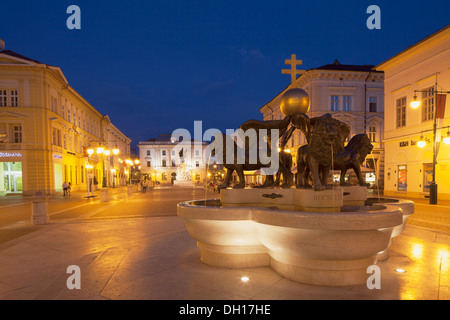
[397,165,407,191]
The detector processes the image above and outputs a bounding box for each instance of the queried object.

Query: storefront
[0,152,23,194]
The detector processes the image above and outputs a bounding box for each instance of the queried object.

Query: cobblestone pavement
[0,186,217,245]
[0,187,449,300]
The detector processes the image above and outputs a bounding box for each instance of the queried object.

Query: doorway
[1,162,23,193]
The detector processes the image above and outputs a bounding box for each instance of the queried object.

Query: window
[51,96,57,113]
[172,160,176,167]
[147,161,151,167]
[62,105,65,118]
[396,97,406,128]
[343,96,351,111]
[422,87,434,122]
[0,89,18,107]
[369,97,377,112]
[330,95,339,111]
[398,165,407,191]
[162,159,167,167]
[0,90,7,107]
[196,160,200,167]
[369,126,376,142]
[11,125,22,143]
[162,150,167,156]
[67,109,71,122]
[10,90,18,107]
[146,150,151,156]
[52,128,57,145]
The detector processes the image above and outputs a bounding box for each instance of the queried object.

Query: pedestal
[32,191,49,225]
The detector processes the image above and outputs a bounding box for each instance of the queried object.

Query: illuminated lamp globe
[280,88,310,116]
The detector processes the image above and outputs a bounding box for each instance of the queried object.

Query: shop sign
[0,152,22,157]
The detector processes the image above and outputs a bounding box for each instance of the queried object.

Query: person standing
[62,181,68,196]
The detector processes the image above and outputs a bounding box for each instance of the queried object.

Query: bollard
[100,189,109,203]
[32,191,49,225]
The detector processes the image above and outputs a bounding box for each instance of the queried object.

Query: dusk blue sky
[1,0,449,149]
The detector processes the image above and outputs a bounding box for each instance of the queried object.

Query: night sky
[1,0,449,149]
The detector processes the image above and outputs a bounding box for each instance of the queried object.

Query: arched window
[162,159,167,167]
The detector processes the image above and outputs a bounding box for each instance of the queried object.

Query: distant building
[376,25,450,200]
[260,59,385,187]
[138,134,208,185]
[0,41,131,195]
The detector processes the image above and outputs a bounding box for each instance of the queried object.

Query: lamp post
[112,148,119,188]
[410,80,450,205]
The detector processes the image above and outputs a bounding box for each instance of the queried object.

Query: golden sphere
[280,88,310,116]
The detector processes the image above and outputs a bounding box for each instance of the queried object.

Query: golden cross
[282,54,305,84]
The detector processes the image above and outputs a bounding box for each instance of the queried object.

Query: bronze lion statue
[333,134,374,186]
[296,133,373,189]
[296,114,350,191]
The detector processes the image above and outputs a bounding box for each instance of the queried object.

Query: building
[376,24,450,200]
[260,59,385,187]
[138,134,209,185]
[0,41,131,196]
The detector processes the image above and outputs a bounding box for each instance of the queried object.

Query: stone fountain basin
[365,198,414,238]
[177,199,403,286]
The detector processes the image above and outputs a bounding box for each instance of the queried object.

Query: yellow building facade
[376,25,450,200]
[0,44,131,196]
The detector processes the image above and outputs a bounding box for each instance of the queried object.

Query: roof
[0,50,43,64]
[376,23,450,70]
[141,134,207,145]
[311,59,382,73]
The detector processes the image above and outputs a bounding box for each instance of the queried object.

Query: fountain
[177,88,414,286]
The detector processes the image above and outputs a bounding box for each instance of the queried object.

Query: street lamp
[417,134,427,148]
[410,80,450,205]
[443,128,450,145]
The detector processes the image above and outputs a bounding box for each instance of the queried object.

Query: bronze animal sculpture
[295,114,350,191]
[332,134,374,186]
[296,133,373,189]
[215,113,309,189]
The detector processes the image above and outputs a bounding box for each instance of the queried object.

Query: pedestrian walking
[143,180,147,193]
[67,182,71,196]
